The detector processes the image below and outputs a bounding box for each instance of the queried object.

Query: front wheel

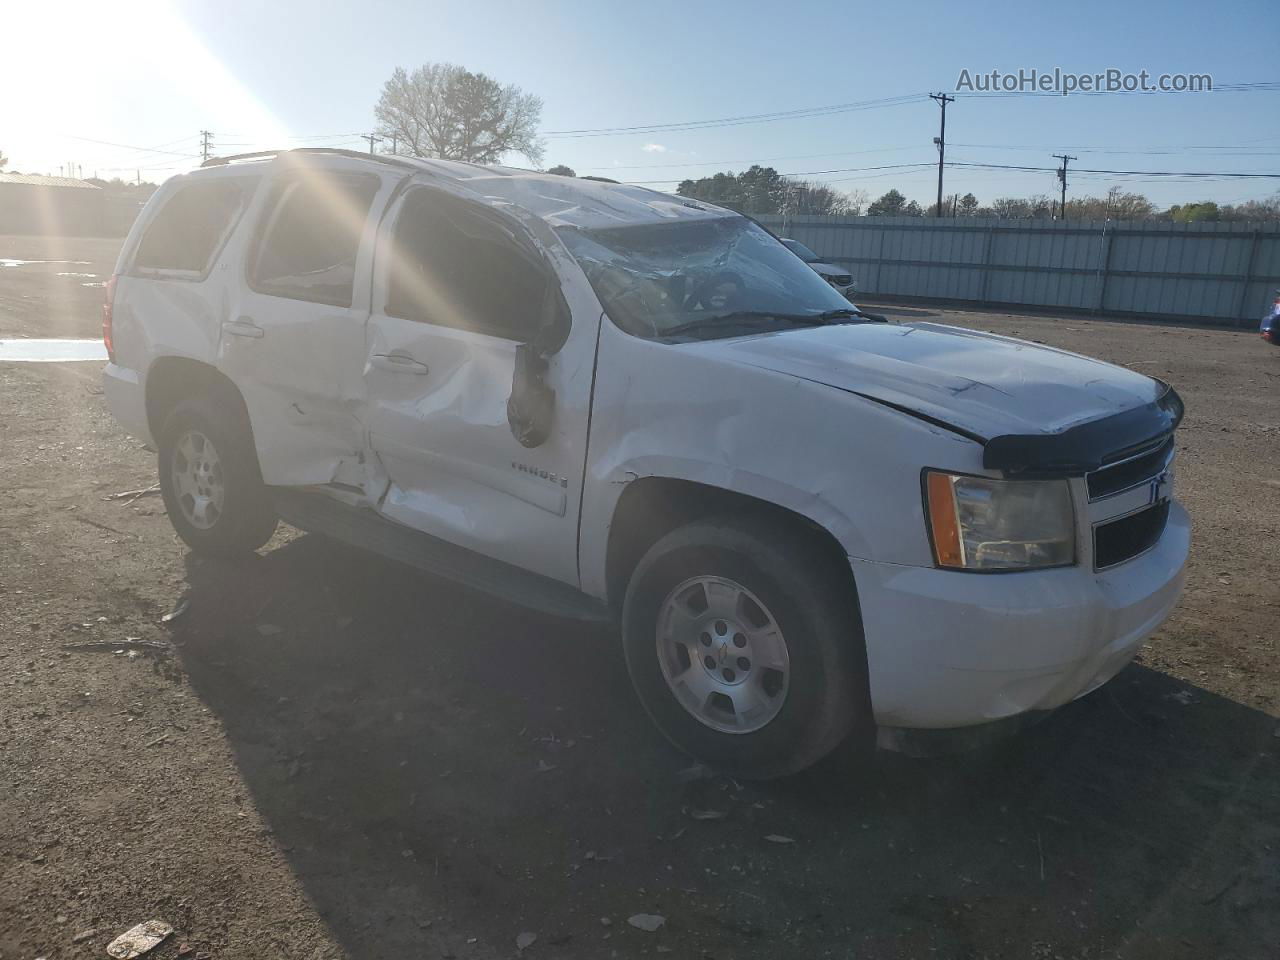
[157,392,277,556]
[622,516,870,779]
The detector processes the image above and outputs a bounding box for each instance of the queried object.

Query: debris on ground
[675,762,713,783]
[71,929,97,943]
[255,624,283,636]
[626,914,665,932]
[105,920,173,959]
[688,808,726,821]
[160,595,190,623]
[763,834,795,844]
[102,484,161,503]
[62,638,170,653]
[516,931,537,951]
[536,759,557,773]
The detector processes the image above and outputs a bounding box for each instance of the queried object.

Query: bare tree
[0,148,7,170]
[375,63,544,166]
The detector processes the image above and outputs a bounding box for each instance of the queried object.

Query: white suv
[102,149,1189,778]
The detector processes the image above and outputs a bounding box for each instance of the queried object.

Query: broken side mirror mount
[507,342,556,448]
[507,287,568,448]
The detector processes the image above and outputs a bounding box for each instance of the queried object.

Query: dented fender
[576,320,987,600]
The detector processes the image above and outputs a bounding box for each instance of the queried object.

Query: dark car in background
[1261,291,1279,347]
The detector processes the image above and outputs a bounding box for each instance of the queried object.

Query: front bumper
[852,500,1189,729]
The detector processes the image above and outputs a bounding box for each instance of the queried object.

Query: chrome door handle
[371,353,429,375]
[223,318,264,339]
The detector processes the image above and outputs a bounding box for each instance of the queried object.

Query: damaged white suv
[102,149,1189,778]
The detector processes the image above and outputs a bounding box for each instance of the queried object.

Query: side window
[386,191,548,340]
[249,172,380,307]
[133,179,251,275]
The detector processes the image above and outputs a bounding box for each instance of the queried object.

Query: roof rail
[201,147,421,170]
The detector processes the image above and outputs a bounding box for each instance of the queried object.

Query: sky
[2,0,1277,209]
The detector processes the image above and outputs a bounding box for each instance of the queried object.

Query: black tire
[621,515,870,780]
[157,388,277,556]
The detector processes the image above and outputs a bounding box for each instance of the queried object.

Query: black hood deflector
[982,380,1184,477]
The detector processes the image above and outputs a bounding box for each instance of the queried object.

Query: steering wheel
[686,271,745,312]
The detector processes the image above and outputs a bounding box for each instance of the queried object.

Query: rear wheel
[622,516,870,779]
[157,392,277,556]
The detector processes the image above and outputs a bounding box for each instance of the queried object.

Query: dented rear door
[217,158,403,487]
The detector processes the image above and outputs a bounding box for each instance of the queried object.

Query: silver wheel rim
[170,429,225,530]
[655,576,791,735]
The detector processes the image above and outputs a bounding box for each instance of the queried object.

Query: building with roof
[0,172,105,235]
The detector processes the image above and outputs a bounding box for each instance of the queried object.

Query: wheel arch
[604,476,857,615]
[145,356,254,446]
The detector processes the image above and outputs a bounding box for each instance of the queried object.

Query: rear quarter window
[132,179,253,277]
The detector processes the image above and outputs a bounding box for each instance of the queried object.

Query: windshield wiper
[662,308,864,339]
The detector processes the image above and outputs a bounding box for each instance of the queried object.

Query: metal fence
[756,214,1280,325]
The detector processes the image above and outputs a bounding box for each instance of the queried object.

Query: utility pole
[200,130,214,163]
[1054,154,1076,220]
[362,133,381,155]
[930,93,954,218]
[390,135,398,155]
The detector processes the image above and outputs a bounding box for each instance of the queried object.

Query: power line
[947,161,1280,178]
[542,80,1278,140]
[543,93,928,138]
[581,144,923,173]
[624,162,937,185]
[57,134,200,158]
[953,141,1280,156]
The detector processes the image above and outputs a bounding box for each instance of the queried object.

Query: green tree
[545,164,575,177]
[957,193,980,216]
[375,63,544,165]
[866,189,909,216]
[676,166,852,215]
[1168,201,1220,223]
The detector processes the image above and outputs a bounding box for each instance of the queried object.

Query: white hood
[695,321,1165,440]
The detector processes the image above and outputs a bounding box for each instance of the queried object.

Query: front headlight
[924,471,1075,571]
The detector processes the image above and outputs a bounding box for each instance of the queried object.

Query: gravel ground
[1,236,1277,960]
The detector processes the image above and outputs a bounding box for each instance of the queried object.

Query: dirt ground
[2,235,1277,960]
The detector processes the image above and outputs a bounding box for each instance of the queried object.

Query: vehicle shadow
[173,534,1280,960]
